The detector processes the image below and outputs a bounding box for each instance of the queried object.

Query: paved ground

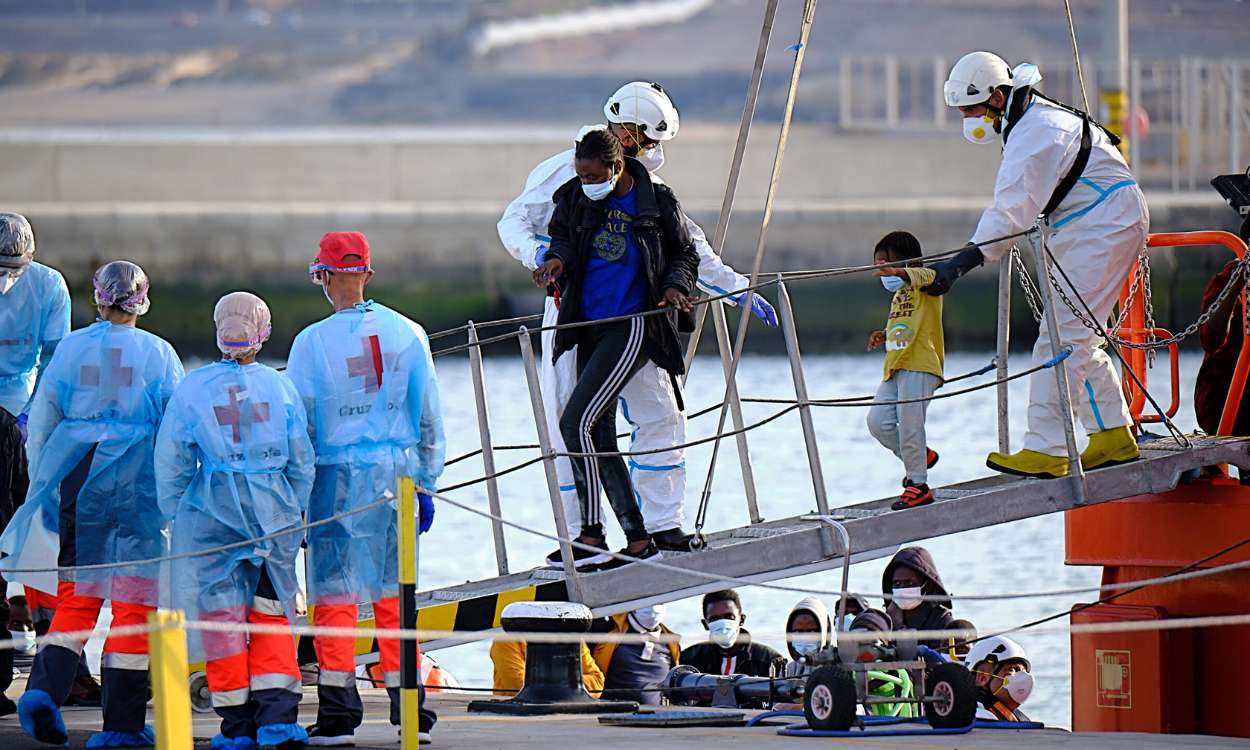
[2,686,1249,750]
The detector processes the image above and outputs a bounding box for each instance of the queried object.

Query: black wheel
[803,666,857,732]
[924,662,976,729]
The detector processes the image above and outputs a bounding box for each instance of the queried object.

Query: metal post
[397,477,421,750]
[467,322,509,576]
[996,254,1013,454]
[933,56,947,129]
[1028,226,1087,504]
[517,327,584,603]
[839,55,853,129]
[884,56,900,128]
[1129,57,1142,172]
[1231,62,1242,174]
[1171,60,1181,193]
[776,278,829,517]
[711,304,762,523]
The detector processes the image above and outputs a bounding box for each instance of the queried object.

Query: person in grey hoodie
[780,596,833,680]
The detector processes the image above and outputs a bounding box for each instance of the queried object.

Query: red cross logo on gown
[345,335,394,393]
[213,385,272,443]
[80,348,134,404]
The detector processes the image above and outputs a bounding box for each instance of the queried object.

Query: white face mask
[963,115,998,145]
[581,168,618,201]
[892,586,925,611]
[637,143,665,172]
[792,639,820,658]
[630,604,666,632]
[881,275,906,292]
[10,628,35,655]
[997,670,1034,705]
[708,618,740,649]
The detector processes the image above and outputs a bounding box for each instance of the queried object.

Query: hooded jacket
[882,547,959,647]
[784,596,832,662]
[545,157,699,375]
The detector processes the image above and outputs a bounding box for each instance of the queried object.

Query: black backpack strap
[1041,112,1093,221]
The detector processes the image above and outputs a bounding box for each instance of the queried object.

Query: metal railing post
[467,322,509,576]
[1028,225,1087,504]
[711,304,762,523]
[996,253,1013,454]
[517,327,584,603]
[776,277,830,517]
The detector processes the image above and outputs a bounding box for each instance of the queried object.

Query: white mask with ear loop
[997,670,1034,705]
[963,115,998,144]
[581,168,618,200]
[708,618,740,649]
[892,586,925,611]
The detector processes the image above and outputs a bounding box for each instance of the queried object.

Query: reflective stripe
[211,687,250,708]
[383,671,401,689]
[251,673,301,694]
[628,459,685,472]
[251,596,285,616]
[48,638,85,656]
[1052,178,1137,229]
[1084,381,1107,430]
[318,669,355,688]
[102,652,149,670]
[559,484,577,492]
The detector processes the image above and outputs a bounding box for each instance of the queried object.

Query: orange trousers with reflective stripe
[47,581,152,660]
[314,598,415,687]
[205,609,301,703]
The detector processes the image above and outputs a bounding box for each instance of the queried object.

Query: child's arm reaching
[867,329,886,351]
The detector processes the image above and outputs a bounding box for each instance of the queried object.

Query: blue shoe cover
[257,723,309,749]
[17,689,68,745]
[211,734,259,750]
[85,725,156,748]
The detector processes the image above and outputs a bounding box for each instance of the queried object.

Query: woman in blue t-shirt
[534,128,699,571]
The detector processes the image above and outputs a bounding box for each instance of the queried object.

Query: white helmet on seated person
[963,635,1030,672]
[604,81,680,142]
[943,51,1011,107]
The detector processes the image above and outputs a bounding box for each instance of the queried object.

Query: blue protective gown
[0,262,71,416]
[284,302,445,606]
[0,320,183,603]
[155,360,315,661]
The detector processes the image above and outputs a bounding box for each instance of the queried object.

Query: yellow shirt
[882,267,944,382]
[489,639,604,697]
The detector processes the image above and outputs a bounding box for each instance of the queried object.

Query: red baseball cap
[311,231,372,275]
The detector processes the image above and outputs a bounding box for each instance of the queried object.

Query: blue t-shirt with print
[582,185,648,321]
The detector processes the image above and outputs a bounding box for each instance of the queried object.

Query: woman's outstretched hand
[658,288,695,313]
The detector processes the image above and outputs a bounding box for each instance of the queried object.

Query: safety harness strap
[1040,113,1093,220]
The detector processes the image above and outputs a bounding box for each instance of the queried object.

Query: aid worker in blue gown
[284,231,444,745]
[156,291,314,750]
[0,213,71,429]
[0,260,183,749]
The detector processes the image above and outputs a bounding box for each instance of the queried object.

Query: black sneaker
[652,528,695,551]
[587,540,661,572]
[544,538,611,569]
[306,724,355,747]
[0,694,15,718]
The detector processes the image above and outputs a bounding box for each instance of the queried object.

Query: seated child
[867,231,945,510]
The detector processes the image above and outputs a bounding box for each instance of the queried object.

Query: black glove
[922,244,985,296]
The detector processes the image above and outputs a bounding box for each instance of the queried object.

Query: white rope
[1061,0,1093,113]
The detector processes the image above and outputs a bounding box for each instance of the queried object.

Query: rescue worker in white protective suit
[926,52,1148,478]
[498,82,778,553]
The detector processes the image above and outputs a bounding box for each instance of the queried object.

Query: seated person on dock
[964,636,1034,722]
[679,590,787,683]
[882,547,965,650]
[833,593,870,632]
[845,609,917,718]
[780,596,833,681]
[867,231,945,511]
[490,638,604,697]
[1195,258,1250,437]
[592,605,680,705]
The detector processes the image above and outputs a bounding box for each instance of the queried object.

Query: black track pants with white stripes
[559,318,650,542]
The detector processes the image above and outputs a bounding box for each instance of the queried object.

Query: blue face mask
[881,275,906,292]
[581,168,618,201]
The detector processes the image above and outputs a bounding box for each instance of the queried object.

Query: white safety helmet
[944,51,1012,107]
[964,635,1030,672]
[603,81,680,142]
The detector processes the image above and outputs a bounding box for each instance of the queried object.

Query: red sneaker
[892,482,934,511]
[926,448,939,469]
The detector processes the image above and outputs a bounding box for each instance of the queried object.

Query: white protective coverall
[498,141,750,534]
[972,96,1149,455]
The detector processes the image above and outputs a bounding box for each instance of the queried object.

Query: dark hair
[874,231,923,262]
[702,589,742,616]
[575,127,624,168]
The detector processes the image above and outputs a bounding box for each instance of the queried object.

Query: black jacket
[679,628,787,678]
[882,546,962,649]
[546,157,699,375]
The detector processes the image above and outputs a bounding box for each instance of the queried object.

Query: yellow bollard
[148,609,193,750]
[398,477,421,750]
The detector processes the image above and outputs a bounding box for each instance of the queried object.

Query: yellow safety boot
[1080,426,1140,470]
[985,449,1069,479]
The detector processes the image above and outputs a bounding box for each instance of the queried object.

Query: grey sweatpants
[866,369,941,485]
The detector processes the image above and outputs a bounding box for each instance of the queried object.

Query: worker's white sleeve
[970,127,1080,261]
[497,151,574,271]
[685,215,747,304]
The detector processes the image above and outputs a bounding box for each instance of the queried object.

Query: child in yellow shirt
[867,231,944,510]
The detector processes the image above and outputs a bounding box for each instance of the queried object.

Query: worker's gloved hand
[922,244,985,296]
[15,412,27,442]
[737,292,779,327]
[418,492,435,534]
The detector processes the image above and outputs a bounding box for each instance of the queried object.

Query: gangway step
[414,434,1250,650]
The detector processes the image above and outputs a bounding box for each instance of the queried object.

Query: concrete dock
[2,687,1247,750]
